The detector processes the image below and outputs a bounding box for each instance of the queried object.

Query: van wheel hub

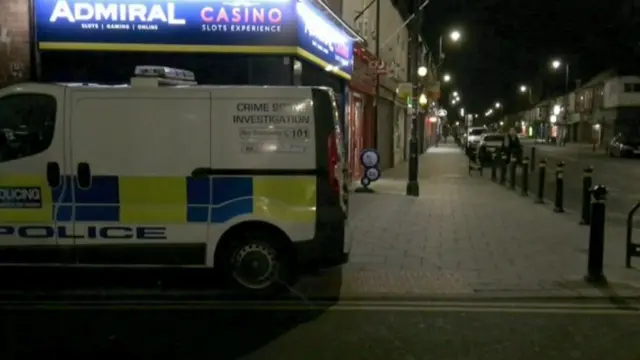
[232,243,278,290]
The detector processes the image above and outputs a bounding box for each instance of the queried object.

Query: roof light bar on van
[134,66,196,82]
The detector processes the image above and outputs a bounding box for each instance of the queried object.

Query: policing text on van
[0,187,42,208]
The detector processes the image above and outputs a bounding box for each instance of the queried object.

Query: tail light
[327,132,340,194]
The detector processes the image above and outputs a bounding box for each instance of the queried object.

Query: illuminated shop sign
[35,0,354,77]
[296,0,352,75]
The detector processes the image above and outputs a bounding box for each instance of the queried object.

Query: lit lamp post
[519,85,534,140]
[417,65,428,154]
[551,59,570,146]
[443,73,451,83]
[484,108,493,129]
[406,65,429,196]
[551,59,569,93]
[438,30,462,63]
[493,101,503,127]
[519,85,533,105]
[417,65,428,78]
[419,93,428,106]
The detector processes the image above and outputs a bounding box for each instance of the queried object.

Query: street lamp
[519,84,533,105]
[551,58,570,146]
[550,58,570,93]
[495,102,501,109]
[438,30,462,62]
[452,91,458,97]
[443,74,451,82]
[418,93,428,105]
[417,66,427,78]
[449,30,461,42]
[460,107,465,117]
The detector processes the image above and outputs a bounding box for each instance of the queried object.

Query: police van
[0,66,350,294]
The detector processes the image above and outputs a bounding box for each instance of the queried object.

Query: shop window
[40,52,291,86]
[0,94,57,163]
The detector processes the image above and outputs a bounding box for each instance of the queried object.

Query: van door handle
[46,161,61,188]
[77,162,91,189]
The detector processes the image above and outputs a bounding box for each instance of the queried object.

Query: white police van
[0,66,350,294]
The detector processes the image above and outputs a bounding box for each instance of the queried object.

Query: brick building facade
[0,0,31,87]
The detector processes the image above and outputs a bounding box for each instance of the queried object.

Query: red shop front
[346,45,377,180]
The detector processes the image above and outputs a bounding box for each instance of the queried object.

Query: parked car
[465,127,488,156]
[476,133,505,164]
[608,134,640,158]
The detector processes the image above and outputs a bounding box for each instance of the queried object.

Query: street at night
[3,298,640,359]
[0,0,637,356]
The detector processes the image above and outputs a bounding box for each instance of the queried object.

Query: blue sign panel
[35,0,298,48]
[295,0,353,75]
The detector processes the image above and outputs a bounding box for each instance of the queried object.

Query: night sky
[415,0,638,118]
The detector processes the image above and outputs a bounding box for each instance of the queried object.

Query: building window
[584,90,593,110]
[624,83,640,92]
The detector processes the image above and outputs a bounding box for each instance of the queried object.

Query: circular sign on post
[365,167,381,182]
[360,149,380,168]
[437,109,448,117]
[360,176,371,187]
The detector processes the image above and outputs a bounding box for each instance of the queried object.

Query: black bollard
[580,166,594,225]
[585,185,608,284]
[509,155,517,190]
[535,159,546,204]
[490,153,497,181]
[521,157,529,196]
[499,154,507,185]
[553,161,565,213]
[530,146,536,172]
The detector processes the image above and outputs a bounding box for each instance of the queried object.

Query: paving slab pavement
[313,144,640,299]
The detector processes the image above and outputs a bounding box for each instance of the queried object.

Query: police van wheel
[224,234,293,295]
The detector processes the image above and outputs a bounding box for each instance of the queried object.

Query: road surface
[514,143,640,228]
[2,298,640,359]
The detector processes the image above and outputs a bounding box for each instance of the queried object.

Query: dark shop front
[33,0,361,114]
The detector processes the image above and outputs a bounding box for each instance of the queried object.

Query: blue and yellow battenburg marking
[0,175,316,225]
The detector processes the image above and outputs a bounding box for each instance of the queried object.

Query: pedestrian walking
[502,127,522,164]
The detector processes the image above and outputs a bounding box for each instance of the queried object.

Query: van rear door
[311,88,349,262]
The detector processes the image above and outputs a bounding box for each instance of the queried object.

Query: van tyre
[221,231,294,296]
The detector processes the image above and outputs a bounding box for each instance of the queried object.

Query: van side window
[0,94,57,163]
